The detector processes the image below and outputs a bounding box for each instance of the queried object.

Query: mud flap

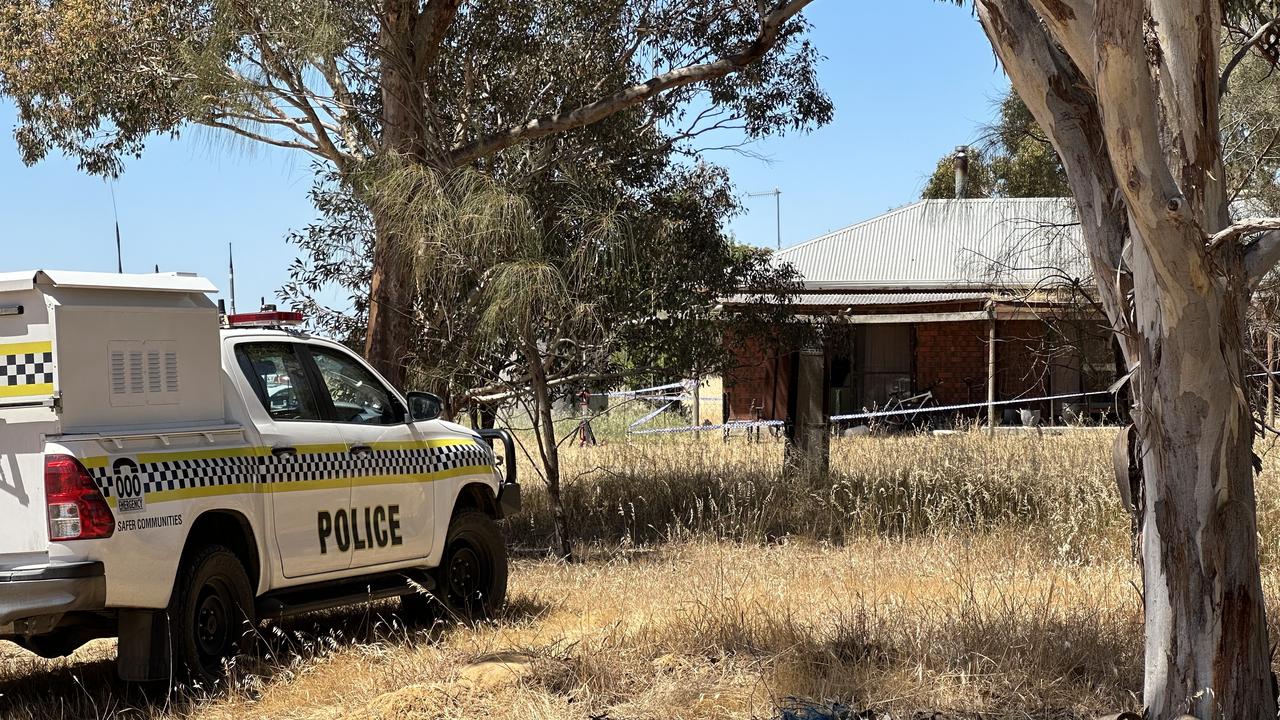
[116,609,172,682]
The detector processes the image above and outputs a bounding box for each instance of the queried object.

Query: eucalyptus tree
[922,90,1070,199]
[0,0,829,387]
[956,0,1280,715]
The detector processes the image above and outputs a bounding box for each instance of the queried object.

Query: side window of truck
[234,343,323,421]
[307,346,403,425]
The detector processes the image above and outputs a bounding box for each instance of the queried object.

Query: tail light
[45,455,114,541]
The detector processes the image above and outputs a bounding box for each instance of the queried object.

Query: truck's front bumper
[0,561,105,634]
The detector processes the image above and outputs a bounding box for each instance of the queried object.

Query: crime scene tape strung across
[628,400,678,429]
[624,389,1117,436]
[606,382,684,398]
[629,419,785,436]
[827,390,1114,422]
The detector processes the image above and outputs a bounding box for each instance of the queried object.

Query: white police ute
[0,271,519,683]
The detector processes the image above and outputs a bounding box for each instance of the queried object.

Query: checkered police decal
[0,344,54,391]
[91,454,263,499]
[88,440,495,500]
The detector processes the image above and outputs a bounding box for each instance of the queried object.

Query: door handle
[349,445,373,457]
[271,446,297,458]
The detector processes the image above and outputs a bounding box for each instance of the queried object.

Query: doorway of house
[829,324,914,417]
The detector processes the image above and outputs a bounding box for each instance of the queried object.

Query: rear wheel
[169,545,255,685]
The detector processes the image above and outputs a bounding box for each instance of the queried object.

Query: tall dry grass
[512,430,1131,562]
[8,429,1280,719]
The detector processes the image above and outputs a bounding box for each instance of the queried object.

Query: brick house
[723,198,1118,428]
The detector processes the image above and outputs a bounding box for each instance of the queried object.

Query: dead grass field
[4,430,1279,719]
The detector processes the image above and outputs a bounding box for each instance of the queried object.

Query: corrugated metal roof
[778,198,1086,290]
[792,291,991,306]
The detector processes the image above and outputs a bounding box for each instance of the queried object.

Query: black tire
[168,545,256,685]
[410,511,507,621]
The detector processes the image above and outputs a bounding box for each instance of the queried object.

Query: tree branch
[231,1,353,170]
[1026,0,1096,85]
[319,55,376,154]
[1221,18,1278,97]
[201,118,328,158]
[1095,0,1186,231]
[975,0,1139,368]
[413,0,463,77]
[446,0,814,167]
[1211,218,1280,252]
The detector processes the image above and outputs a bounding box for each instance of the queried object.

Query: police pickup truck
[0,270,519,683]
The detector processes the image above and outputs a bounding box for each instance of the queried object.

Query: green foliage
[281,166,373,348]
[922,90,1069,200]
[0,0,196,176]
[1223,46,1280,214]
[0,0,830,176]
[2,0,830,396]
[921,148,997,200]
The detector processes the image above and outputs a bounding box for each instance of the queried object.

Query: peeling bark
[975,0,1276,716]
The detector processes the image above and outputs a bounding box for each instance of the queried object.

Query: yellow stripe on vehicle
[125,466,495,504]
[0,383,54,398]
[81,437,494,504]
[370,438,476,451]
[347,465,494,488]
[0,340,53,355]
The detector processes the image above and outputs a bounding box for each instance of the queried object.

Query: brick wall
[726,317,1074,424]
[914,320,990,406]
[997,320,1052,397]
[914,320,1054,409]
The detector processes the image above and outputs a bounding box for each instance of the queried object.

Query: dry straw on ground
[5,430,1279,719]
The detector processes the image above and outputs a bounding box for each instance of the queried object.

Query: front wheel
[168,545,256,685]
[433,511,508,620]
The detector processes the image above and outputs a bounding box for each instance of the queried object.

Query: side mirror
[405,391,444,422]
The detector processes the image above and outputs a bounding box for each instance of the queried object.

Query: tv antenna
[110,183,123,272]
[747,188,782,250]
[228,243,238,315]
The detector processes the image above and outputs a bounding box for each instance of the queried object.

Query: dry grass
[512,430,1130,562]
[5,430,1280,719]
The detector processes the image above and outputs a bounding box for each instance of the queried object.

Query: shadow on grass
[758,606,1142,720]
[0,595,554,720]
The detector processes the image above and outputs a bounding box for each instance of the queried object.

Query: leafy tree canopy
[921,89,1069,199]
[0,0,830,385]
[0,0,831,177]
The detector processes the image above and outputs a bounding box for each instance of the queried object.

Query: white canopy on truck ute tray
[0,270,218,295]
[0,270,224,428]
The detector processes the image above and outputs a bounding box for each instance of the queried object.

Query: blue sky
[0,2,1006,310]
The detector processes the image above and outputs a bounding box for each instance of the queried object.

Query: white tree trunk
[975,0,1278,716]
[1130,239,1271,718]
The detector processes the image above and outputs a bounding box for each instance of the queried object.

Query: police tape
[606,382,685,398]
[627,419,786,436]
[828,390,1115,422]
[623,390,1117,437]
[628,400,678,429]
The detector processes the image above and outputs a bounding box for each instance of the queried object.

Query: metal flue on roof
[777,198,1086,291]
